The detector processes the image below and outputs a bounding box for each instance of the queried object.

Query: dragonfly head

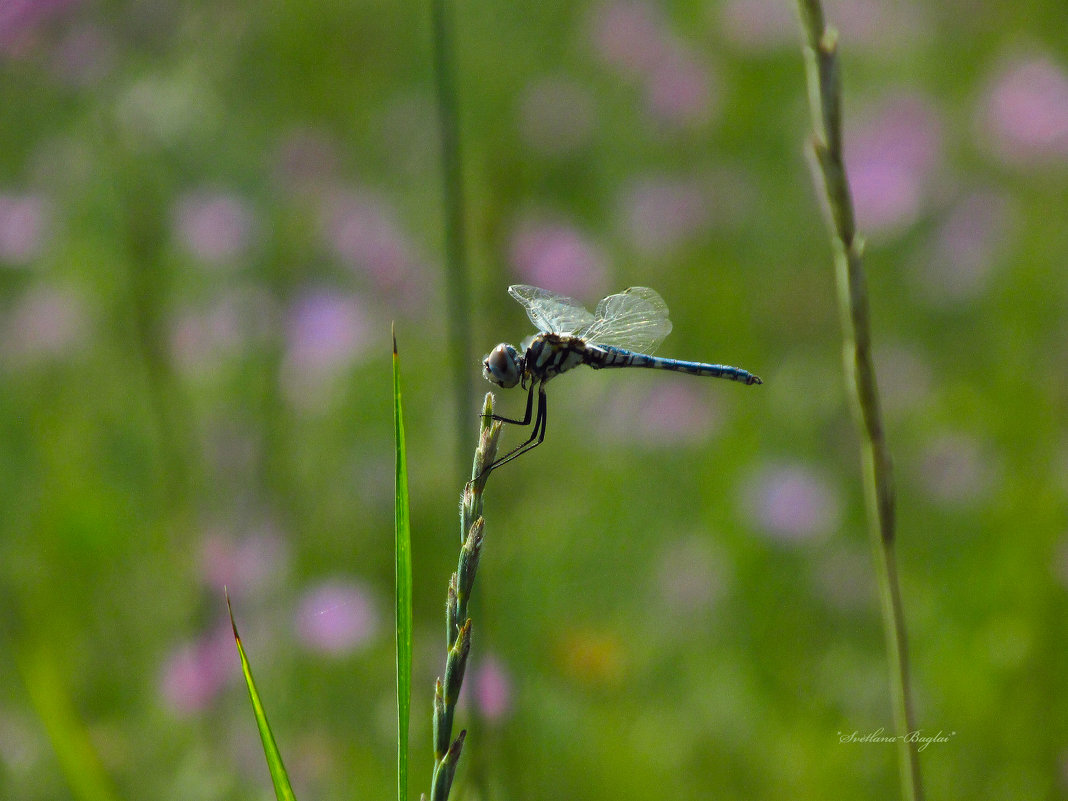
[482,343,522,388]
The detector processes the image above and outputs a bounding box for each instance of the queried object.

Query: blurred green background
[2,0,1067,799]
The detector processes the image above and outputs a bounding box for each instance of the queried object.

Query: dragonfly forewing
[508,285,596,335]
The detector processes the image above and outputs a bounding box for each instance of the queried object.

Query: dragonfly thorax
[482,343,523,388]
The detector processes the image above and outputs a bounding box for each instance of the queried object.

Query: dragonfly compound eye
[483,343,521,388]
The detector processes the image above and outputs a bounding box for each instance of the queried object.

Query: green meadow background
[2,1,1066,799]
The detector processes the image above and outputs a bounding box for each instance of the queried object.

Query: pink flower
[280,289,373,409]
[160,622,237,715]
[590,2,716,129]
[283,290,369,372]
[846,94,943,235]
[717,0,794,50]
[742,463,840,542]
[600,381,720,445]
[978,54,1068,166]
[589,1,671,77]
[918,433,998,507]
[829,0,926,53]
[173,190,257,266]
[0,192,50,265]
[616,173,711,255]
[0,0,83,56]
[509,217,608,299]
[644,46,716,127]
[198,526,289,598]
[655,536,731,617]
[0,285,89,365]
[471,655,513,723]
[915,191,1014,305]
[719,0,925,54]
[170,288,277,377]
[294,579,379,656]
[320,188,429,307]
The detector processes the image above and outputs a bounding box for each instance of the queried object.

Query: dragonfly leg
[480,383,548,475]
[488,380,536,426]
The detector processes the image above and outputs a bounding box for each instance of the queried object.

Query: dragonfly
[481,284,762,473]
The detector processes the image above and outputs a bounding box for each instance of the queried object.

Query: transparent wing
[508,285,596,335]
[573,287,673,354]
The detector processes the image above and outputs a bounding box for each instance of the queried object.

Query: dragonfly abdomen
[590,345,762,385]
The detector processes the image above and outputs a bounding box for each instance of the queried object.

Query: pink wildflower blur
[471,655,513,723]
[846,93,943,235]
[644,45,716,127]
[198,526,289,599]
[914,191,1014,306]
[294,579,380,656]
[0,285,90,365]
[170,287,277,377]
[173,190,257,266]
[742,462,840,542]
[718,0,925,55]
[160,621,237,715]
[978,54,1068,166]
[655,536,731,618]
[320,188,429,308]
[0,0,83,56]
[616,173,712,255]
[590,1,670,77]
[280,289,372,409]
[590,1,717,128]
[918,432,999,508]
[0,192,50,266]
[599,382,720,445]
[509,217,608,299]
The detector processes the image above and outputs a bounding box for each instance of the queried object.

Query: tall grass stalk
[430,0,475,460]
[793,2,924,799]
[15,639,117,801]
[427,393,501,801]
[226,593,297,801]
[393,328,414,801]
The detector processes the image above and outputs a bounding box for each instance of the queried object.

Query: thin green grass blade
[226,594,296,801]
[16,638,117,801]
[393,325,414,801]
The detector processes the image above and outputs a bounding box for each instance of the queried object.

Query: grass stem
[793,3,924,799]
[430,0,475,466]
[428,394,501,801]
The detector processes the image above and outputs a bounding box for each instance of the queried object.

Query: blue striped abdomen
[589,345,762,385]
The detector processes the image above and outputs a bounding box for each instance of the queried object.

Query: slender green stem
[793,3,924,800]
[430,0,475,465]
[428,394,501,801]
[393,329,414,801]
[227,594,296,801]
